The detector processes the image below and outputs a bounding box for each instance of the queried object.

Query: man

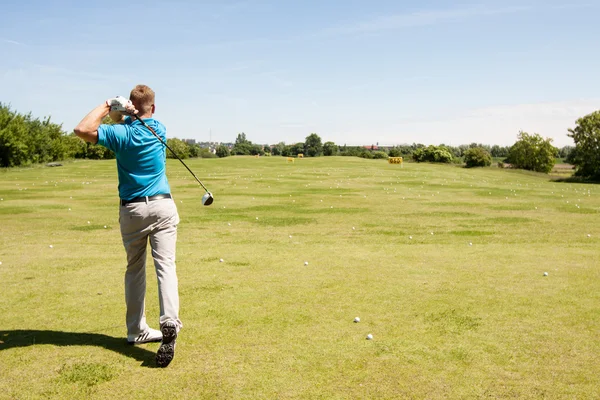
[74,85,182,368]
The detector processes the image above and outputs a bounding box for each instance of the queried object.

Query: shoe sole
[156,324,177,368]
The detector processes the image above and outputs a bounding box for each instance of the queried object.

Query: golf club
[121,111,214,206]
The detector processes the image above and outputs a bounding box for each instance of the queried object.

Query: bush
[198,148,217,158]
[0,104,84,167]
[372,151,388,159]
[358,149,374,159]
[323,141,337,156]
[216,145,230,158]
[506,131,557,173]
[412,145,453,163]
[464,147,492,168]
[166,138,190,159]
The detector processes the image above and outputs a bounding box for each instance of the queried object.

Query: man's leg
[120,204,152,339]
[149,199,181,368]
[124,234,150,337]
[149,216,182,330]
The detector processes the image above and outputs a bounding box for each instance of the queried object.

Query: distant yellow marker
[388,157,403,167]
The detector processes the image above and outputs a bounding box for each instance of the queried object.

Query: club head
[202,192,214,206]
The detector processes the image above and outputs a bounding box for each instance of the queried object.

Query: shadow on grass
[0,330,158,368]
[551,176,600,184]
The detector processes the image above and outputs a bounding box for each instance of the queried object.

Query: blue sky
[2,0,599,147]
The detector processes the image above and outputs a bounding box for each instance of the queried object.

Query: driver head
[202,192,214,206]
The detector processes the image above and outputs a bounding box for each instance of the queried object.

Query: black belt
[120,193,172,206]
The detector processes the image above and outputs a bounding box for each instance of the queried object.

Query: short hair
[129,84,155,114]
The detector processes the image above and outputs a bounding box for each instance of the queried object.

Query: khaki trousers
[119,197,182,337]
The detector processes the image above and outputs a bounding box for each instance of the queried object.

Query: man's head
[129,84,155,116]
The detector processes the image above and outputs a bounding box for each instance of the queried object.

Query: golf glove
[106,96,136,114]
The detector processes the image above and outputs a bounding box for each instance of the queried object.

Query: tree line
[1,103,600,179]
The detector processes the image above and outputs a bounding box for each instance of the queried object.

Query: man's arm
[74,103,110,144]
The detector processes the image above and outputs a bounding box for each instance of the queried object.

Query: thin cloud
[2,38,25,46]
[327,5,530,35]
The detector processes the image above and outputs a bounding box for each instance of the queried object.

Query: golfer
[74,85,182,368]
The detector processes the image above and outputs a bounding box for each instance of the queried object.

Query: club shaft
[133,115,210,193]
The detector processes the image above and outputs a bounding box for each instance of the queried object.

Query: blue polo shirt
[97,117,171,201]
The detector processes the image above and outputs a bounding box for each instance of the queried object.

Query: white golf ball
[104,226,107,229]
[87,221,90,224]
[220,259,224,263]
[430,232,434,235]
[366,334,373,340]
[228,223,231,226]
[469,242,473,246]
[0,261,3,265]
[68,208,71,211]
[304,261,308,266]
[587,234,591,238]
[49,245,53,248]
[289,235,292,239]
[256,217,259,220]
[0,198,3,201]
[354,317,360,323]
[543,272,548,276]
[409,236,412,240]
[352,227,355,230]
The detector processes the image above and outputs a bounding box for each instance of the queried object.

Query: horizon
[2,1,600,147]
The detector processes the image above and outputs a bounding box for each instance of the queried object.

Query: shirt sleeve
[97,124,129,153]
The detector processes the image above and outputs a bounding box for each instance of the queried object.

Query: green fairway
[1,156,599,399]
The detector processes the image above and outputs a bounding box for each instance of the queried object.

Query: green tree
[506,131,557,173]
[304,133,323,157]
[216,145,230,158]
[568,111,600,178]
[235,133,249,145]
[187,144,201,158]
[231,132,254,155]
[490,145,510,158]
[249,144,265,156]
[272,142,285,156]
[287,143,304,156]
[0,103,91,167]
[166,138,190,159]
[323,141,337,156]
[464,147,492,168]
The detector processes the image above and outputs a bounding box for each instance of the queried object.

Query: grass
[1,156,599,399]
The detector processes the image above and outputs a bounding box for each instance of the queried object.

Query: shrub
[412,145,453,163]
[216,145,230,158]
[464,147,492,168]
[372,151,388,159]
[506,131,557,173]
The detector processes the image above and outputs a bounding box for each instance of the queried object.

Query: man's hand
[106,96,138,115]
